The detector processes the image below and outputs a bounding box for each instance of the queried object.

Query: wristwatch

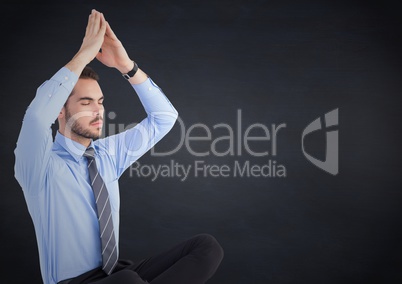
[122,62,138,79]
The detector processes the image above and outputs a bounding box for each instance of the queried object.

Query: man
[14,9,223,284]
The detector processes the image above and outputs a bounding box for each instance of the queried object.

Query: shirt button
[65,76,69,80]
[48,94,52,97]
[148,87,152,91]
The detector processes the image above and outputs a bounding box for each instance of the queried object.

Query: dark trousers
[60,234,224,284]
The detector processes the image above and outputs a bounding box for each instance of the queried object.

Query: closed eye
[77,96,104,105]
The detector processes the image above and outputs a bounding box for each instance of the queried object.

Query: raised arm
[93,17,178,176]
[14,9,107,193]
[102,77,179,178]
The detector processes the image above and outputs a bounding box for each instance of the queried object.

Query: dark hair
[80,65,100,81]
[64,66,100,104]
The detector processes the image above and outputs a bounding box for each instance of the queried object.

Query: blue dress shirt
[14,67,178,284]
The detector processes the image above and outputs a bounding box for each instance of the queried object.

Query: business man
[14,9,223,284]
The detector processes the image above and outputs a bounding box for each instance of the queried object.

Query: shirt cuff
[131,77,176,111]
[50,66,79,94]
[131,77,162,96]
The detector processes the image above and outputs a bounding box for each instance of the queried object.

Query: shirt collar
[54,131,96,162]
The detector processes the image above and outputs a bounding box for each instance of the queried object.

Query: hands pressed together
[67,9,135,77]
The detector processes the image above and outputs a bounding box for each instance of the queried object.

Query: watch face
[123,74,130,80]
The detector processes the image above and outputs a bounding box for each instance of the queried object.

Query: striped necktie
[84,147,118,275]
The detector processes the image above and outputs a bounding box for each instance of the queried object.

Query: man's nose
[92,105,103,116]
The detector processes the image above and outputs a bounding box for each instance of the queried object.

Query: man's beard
[65,108,102,140]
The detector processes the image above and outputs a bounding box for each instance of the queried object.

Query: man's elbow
[13,152,26,190]
[164,111,179,133]
[157,111,178,137]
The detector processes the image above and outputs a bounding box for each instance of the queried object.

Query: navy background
[1,0,401,283]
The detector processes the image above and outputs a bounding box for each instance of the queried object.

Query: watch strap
[122,62,138,79]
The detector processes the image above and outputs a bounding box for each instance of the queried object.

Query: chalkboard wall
[1,0,401,283]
